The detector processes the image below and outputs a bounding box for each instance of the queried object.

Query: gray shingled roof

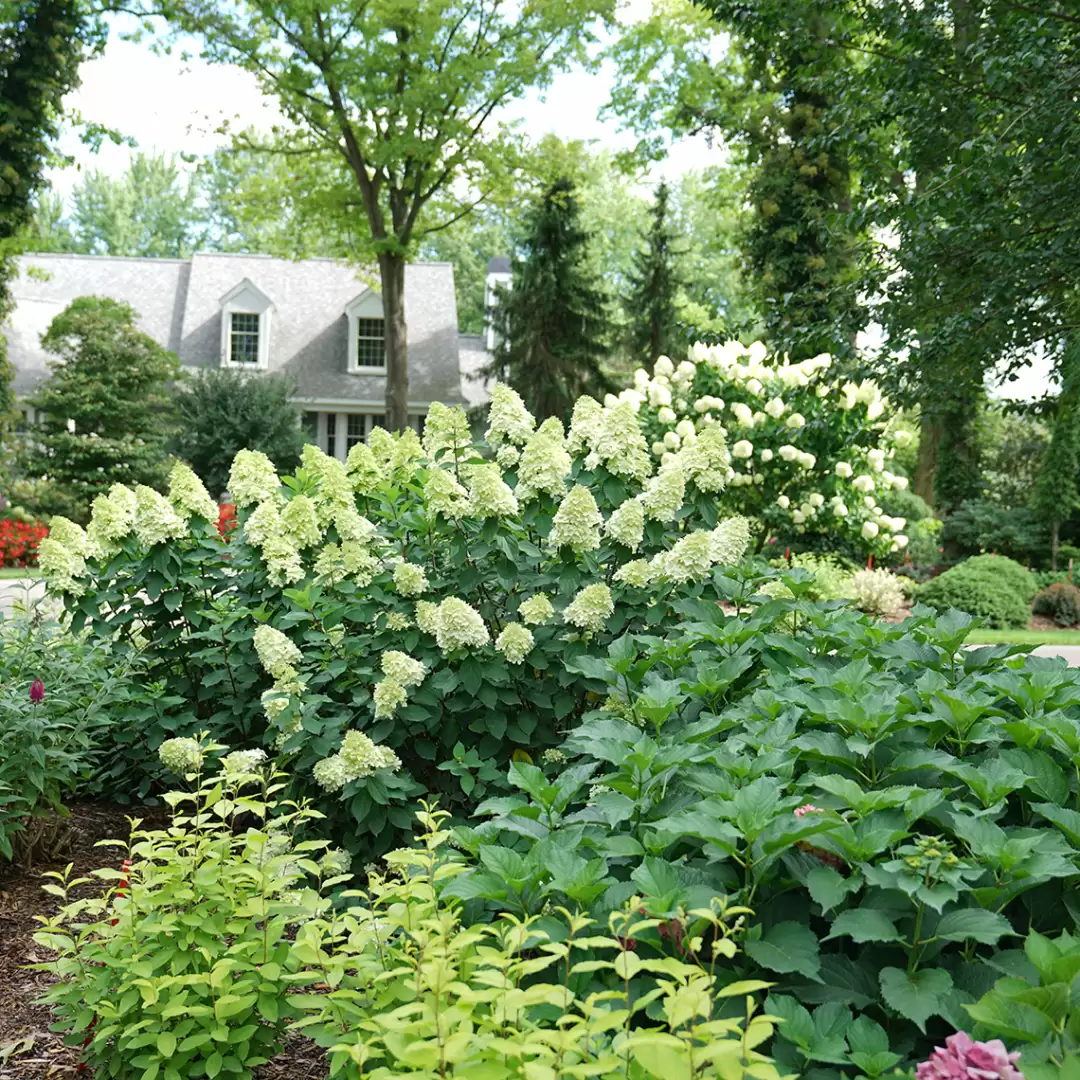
[6,252,465,405]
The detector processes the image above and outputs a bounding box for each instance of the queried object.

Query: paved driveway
[0,578,49,620]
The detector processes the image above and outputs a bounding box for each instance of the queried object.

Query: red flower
[217,503,238,541]
[29,679,45,704]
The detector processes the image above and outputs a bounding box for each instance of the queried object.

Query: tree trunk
[1052,518,1060,572]
[378,251,409,432]
[914,413,943,509]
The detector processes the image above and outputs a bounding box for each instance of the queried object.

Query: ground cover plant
[441,595,1080,1074]
[37,381,752,854]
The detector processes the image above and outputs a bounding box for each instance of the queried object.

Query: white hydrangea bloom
[516,417,571,502]
[549,485,603,554]
[393,561,428,597]
[424,467,470,520]
[760,448,774,463]
[678,424,730,494]
[867,448,886,472]
[710,516,751,564]
[222,749,268,775]
[640,462,685,523]
[134,486,188,547]
[87,485,136,556]
[262,533,306,586]
[159,737,204,775]
[415,600,440,636]
[861,521,880,539]
[648,381,672,408]
[797,452,817,470]
[518,594,554,626]
[893,534,910,550]
[586,400,652,482]
[833,502,849,517]
[663,430,681,451]
[334,506,378,545]
[495,622,534,664]
[495,444,521,470]
[764,398,787,419]
[253,625,303,681]
[346,441,385,494]
[892,475,910,491]
[566,396,604,456]
[313,754,350,792]
[745,378,763,396]
[423,401,473,462]
[168,462,218,521]
[228,450,280,508]
[835,461,853,478]
[650,531,718,584]
[675,419,696,440]
[563,583,614,634]
[809,492,825,508]
[434,597,490,654]
[651,441,666,457]
[778,445,799,462]
[654,356,674,377]
[385,612,412,631]
[777,494,791,509]
[786,413,806,429]
[732,440,753,459]
[485,383,535,445]
[244,499,282,549]
[465,463,519,518]
[730,401,753,427]
[605,497,645,551]
[373,677,407,719]
[341,730,401,778]
[281,495,323,549]
[852,474,876,494]
[381,650,426,688]
[614,559,652,587]
[658,406,677,425]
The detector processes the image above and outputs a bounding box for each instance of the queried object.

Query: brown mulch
[0,803,327,1080]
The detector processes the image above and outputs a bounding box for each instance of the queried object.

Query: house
[6,251,492,460]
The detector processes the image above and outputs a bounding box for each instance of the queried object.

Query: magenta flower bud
[29,678,45,704]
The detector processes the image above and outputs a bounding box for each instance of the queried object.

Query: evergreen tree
[490,177,615,422]
[19,297,181,519]
[1034,340,1080,571]
[625,181,685,364]
[171,369,306,498]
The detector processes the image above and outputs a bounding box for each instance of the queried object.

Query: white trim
[220,279,274,370]
[344,289,387,374]
[289,396,444,409]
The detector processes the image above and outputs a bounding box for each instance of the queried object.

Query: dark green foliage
[625,181,685,363]
[171,369,306,498]
[18,296,182,519]
[941,499,1048,566]
[918,554,1035,629]
[1033,582,1080,629]
[490,177,615,420]
[448,597,1080,1070]
[0,0,93,478]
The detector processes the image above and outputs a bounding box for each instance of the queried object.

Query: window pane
[230,312,260,364]
[356,317,385,367]
[303,411,319,441]
[347,414,364,450]
[367,414,386,439]
[326,413,337,458]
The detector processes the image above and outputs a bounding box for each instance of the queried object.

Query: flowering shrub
[217,500,238,538]
[0,515,48,567]
[40,393,751,853]
[850,566,908,616]
[619,342,911,559]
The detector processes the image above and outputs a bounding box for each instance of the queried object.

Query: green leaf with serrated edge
[933,907,1015,945]
[879,967,953,1032]
[745,922,822,983]
[826,908,902,944]
[806,866,862,912]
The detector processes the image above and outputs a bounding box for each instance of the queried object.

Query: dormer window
[220,279,274,370]
[345,289,386,374]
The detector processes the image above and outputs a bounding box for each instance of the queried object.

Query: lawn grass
[967,627,1080,646]
[0,567,42,580]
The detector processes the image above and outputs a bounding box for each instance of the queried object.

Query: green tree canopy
[19,296,182,518]
[170,369,306,498]
[489,177,615,422]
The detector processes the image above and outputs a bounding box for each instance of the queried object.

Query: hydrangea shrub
[619,341,912,559]
[40,391,750,854]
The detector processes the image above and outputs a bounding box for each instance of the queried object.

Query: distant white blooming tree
[617,341,911,559]
[39,384,753,854]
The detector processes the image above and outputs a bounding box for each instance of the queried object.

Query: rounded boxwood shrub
[1033,580,1080,627]
[918,554,1035,628]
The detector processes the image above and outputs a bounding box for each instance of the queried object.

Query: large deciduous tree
[19,297,182,518]
[489,177,615,422]
[153,0,614,430]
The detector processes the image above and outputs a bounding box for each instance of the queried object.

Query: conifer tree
[625,181,685,364]
[490,177,615,421]
[1034,339,1080,570]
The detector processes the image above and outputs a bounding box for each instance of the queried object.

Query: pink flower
[29,678,44,704]
[916,1032,1024,1080]
[794,803,824,818]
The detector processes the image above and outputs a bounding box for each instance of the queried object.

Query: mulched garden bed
[0,803,327,1079]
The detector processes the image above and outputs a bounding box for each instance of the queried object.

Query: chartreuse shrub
[0,615,141,862]
[919,555,1036,629]
[623,342,912,559]
[964,928,1080,1079]
[291,806,784,1080]
[445,600,1080,1072]
[33,738,348,1080]
[36,384,755,854]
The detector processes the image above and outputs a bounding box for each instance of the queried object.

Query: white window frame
[220,279,274,370]
[345,289,387,374]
